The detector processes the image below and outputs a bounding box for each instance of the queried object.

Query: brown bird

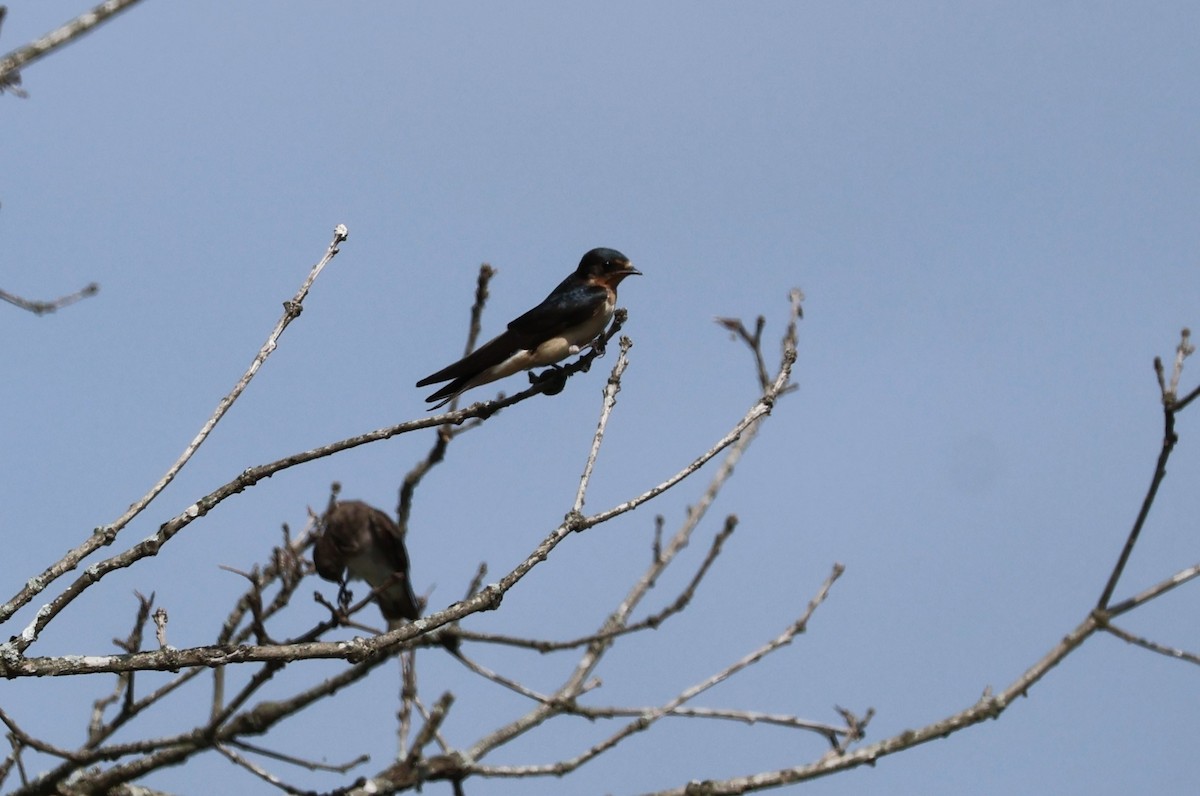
[313,500,420,629]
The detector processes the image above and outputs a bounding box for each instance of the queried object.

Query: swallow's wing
[506,279,609,339]
[361,506,419,622]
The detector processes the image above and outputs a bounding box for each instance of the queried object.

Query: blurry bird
[313,499,421,630]
[417,247,640,406]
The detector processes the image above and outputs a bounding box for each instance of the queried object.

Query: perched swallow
[313,500,420,629]
[417,247,641,406]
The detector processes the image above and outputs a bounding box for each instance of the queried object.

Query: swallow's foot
[530,364,568,395]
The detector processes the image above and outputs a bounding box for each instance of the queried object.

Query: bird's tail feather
[416,329,521,387]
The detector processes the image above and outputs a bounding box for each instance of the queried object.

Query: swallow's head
[577,247,641,286]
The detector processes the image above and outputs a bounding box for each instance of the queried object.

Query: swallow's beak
[621,262,642,276]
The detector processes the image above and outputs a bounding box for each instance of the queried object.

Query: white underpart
[345,549,400,590]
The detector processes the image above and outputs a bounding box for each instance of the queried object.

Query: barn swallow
[417,247,640,406]
[313,500,421,629]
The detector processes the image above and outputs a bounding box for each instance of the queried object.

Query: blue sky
[4,2,1199,794]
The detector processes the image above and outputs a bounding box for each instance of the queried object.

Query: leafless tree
[4,5,1200,796]
[2,222,1197,794]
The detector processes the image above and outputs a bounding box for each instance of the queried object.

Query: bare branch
[572,336,633,514]
[88,593,155,742]
[403,692,454,766]
[462,263,496,359]
[716,314,770,390]
[449,649,558,703]
[216,744,309,796]
[1097,328,1194,609]
[1104,622,1200,667]
[0,0,146,95]
[0,282,98,314]
[572,705,850,740]
[1166,327,1194,401]
[226,738,369,774]
[1105,561,1200,617]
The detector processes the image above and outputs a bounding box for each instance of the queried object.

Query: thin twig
[87,592,154,743]
[716,315,770,390]
[0,282,98,314]
[1104,622,1200,666]
[398,650,416,757]
[216,745,308,796]
[226,739,368,773]
[0,706,84,763]
[0,0,146,93]
[570,705,849,739]
[572,336,632,514]
[450,650,557,703]
[404,692,455,766]
[1097,329,1194,609]
[1105,561,1200,617]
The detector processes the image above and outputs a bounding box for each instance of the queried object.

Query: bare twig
[1166,328,1194,400]
[1105,561,1200,617]
[0,0,146,95]
[216,744,309,796]
[0,282,98,314]
[572,336,633,514]
[0,706,83,763]
[1104,622,1200,666]
[463,562,488,601]
[88,593,154,742]
[398,650,416,756]
[404,692,454,766]
[568,705,850,740]
[716,314,770,390]
[226,738,368,773]
[1098,328,1195,609]
[449,650,557,703]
